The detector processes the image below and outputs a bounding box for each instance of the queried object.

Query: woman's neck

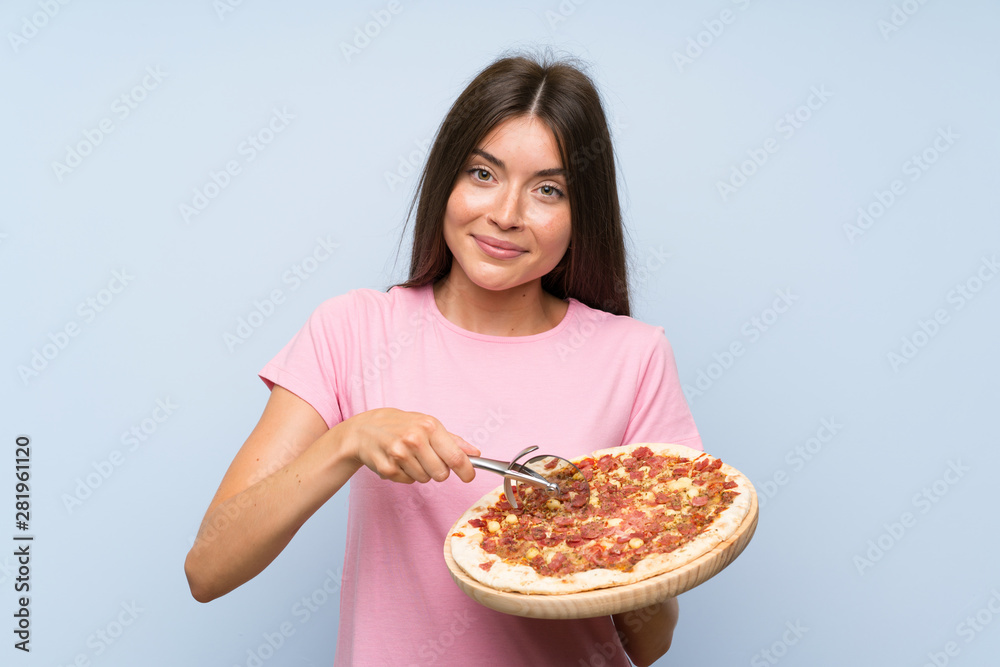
[433,272,568,337]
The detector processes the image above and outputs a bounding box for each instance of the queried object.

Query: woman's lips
[473,235,526,260]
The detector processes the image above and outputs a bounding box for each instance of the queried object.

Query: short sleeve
[258,296,350,429]
[623,328,702,451]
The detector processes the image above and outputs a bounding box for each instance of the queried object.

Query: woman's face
[442,115,571,295]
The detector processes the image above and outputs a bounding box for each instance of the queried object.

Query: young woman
[185,55,702,667]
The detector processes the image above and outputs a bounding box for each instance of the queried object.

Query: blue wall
[3,1,998,665]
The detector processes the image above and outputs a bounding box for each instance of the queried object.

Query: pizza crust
[448,443,754,595]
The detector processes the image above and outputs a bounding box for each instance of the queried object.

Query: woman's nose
[488,186,522,230]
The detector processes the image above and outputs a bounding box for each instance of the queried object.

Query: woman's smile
[472,234,528,260]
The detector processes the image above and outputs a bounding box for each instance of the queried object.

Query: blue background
[3,1,998,665]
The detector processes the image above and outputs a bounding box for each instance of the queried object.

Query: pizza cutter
[469,446,590,510]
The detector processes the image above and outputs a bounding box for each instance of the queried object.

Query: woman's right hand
[341,407,480,485]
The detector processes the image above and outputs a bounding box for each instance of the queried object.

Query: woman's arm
[612,598,679,667]
[184,386,353,602]
[184,386,477,602]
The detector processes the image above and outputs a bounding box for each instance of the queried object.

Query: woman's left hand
[612,597,679,667]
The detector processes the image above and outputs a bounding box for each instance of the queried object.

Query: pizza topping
[548,551,569,574]
[466,448,740,577]
[479,561,493,571]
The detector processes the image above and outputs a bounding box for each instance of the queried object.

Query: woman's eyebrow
[471,148,567,178]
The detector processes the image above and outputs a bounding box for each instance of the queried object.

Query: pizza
[448,443,753,595]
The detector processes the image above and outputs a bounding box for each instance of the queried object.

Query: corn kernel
[629,538,644,549]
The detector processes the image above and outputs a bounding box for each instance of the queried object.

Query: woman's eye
[474,169,491,181]
[539,184,563,197]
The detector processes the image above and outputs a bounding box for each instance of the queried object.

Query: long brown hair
[400,54,630,316]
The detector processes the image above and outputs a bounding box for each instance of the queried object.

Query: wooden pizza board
[443,480,758,619]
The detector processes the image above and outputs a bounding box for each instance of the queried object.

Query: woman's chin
[467,274,541,295]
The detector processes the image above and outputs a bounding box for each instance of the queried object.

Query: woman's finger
[412,442,452,482]
[454,435,481,457]
[428,429,476,483]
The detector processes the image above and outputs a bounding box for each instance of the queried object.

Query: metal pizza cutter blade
[470,447,556,509]
[469,446,590,510]
[523,454,591,511]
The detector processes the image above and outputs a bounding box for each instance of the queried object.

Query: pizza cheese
[449,443,753,595]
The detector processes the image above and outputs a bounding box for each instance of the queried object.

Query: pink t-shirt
[260,284,701,666]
